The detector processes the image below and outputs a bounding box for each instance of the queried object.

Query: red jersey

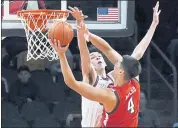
[102,78,140,127]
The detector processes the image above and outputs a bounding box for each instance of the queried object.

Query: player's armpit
[106,49,123,64]
[77,31,92,75]
[76,27,97,85]
[82,65,97,85]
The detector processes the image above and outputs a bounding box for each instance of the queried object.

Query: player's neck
[114,78,129,87]
[96,69,106,78]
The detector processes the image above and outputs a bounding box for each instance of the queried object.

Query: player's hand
[152,1,161,26]
[67,6,88,22]
[77,22,90,42]
[49,39,69,54]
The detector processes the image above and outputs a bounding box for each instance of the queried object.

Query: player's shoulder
[130,78,140,92]
[132,77,140,85]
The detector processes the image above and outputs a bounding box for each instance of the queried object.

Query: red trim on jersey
[101,79,140,127]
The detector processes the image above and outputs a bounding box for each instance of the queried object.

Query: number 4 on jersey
[128,97,134,113]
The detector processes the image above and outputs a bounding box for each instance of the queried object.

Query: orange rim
[17,9,69,20]
[17,9,69,31]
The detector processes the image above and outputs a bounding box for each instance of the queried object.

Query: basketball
[48,21,74,46]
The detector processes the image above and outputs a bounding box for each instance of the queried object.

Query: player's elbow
[105,46,113,54]
[135,52,143,60]
[64,76,76,86]
[82,65,91,75]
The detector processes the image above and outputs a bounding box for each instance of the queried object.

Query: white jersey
[81,74,114,127]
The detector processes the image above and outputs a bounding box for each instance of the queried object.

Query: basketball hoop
[17,9,69,61]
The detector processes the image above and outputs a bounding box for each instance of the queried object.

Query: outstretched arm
[68,6,97,84]
[58,52,112,103]
[131,1,161,60]
[77,23,97,84]
[51,40,116,111]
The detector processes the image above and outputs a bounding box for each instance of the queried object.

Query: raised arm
[77,26,97,84]
[77,23,123,65]
[89,33,123,64]
[68,6,97,84]
[131,1,161,60]
[51,40,116,112]
[58,52,111,102]
[77,26,96,80]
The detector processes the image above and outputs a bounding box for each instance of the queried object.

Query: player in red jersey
[51,1,160,127]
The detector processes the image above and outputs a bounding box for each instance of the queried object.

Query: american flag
[97,8,119,22]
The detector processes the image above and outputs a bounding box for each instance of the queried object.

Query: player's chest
[96,78,113,88]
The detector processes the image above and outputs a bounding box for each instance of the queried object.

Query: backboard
[2,0,135,37]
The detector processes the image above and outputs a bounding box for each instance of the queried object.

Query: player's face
[18,70,31,83]
[90,52,106,70]
[140,92,147,112]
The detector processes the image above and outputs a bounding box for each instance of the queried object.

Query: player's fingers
[57,40,61,48]
[49,39,54,47]
[79,10,82,15]
[158,10,161,15]
[65,43,70,49]
[66,9,73,14]
[51,39,56,47]
[80,22,85,28]
[48,39,52,44]
[153,8,157,15]
[55,39,60,49]
[83,15,88,19]
[153,4,157,13]
[84,24,88,30]
[53,39,57,47]
[155,1,159,11]
[153,7,157,14]
[76,25,81,29]
[68,6,75,12]
[84,33,89,42]
[74,7,79,12]
[51,40,59,51]
[156,2,160,12]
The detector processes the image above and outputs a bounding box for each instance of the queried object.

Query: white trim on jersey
[81,75,113,127]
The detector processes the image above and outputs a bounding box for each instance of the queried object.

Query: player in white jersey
[81,72,113,127]
[68,6,114,127]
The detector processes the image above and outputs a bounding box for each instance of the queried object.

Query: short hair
[121,55,142,80]
[17,65,30,73]
[89,46,100,53]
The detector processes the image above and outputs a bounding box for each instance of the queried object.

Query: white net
[18,10,68,61]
